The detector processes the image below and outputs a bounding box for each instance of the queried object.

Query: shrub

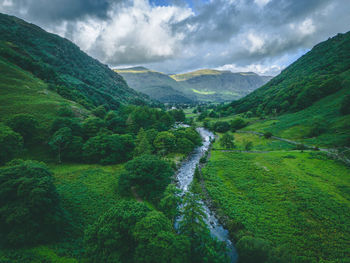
[340,95,350,115]
[7,114,38,144]
[230,118,247,130]
[0,124,23,164]
[236,236,270,263]
[213,121,230,133]
[263,132,273,139]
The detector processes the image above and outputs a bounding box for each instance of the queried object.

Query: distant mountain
[170,69,272,102]
[116,67,271,103]
[0,13,149,112]
[115,67,194,103]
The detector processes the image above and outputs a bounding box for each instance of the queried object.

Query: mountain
[231,32,350,115]
[0,13,149,113]
[114,67,194,103]
[170,69,272,102]
[228,31,350,147]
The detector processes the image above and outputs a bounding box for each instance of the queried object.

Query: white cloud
[216,63,284,76]
[51,0,193,65]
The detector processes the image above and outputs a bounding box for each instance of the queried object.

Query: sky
[1,0,350,76]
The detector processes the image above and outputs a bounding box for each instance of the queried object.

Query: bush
[213,121,230,133]
[0,160,66,247]
[7,114,38,144]
[340,95,350,115]
[230,118,247,130]
[236,236,270,263]
[263,132,273,139]
[0,124,23,164]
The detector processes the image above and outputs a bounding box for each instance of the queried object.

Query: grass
[0,57,88,129]
[241,87,350,148]
[0,163,125,262]
[213,132,296,151]
[202,150,350,262]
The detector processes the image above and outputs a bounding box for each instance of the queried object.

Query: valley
[0,6,350,263]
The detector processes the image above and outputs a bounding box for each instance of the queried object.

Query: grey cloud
[1,0,350,75]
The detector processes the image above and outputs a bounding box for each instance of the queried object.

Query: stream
[176,127,238,263]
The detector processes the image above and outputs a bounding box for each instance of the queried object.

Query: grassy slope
[203,149,350,262]
[0,13,148,108]
[242,83,350,147]
[0,56,88,125]
[230,31,350,115]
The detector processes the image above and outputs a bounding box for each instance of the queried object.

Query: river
[176,127,238,263]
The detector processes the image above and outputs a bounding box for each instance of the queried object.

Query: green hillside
[0,13,149,110]
[115,67,194,103]
[171,69,272,102]
[230,32,350,115]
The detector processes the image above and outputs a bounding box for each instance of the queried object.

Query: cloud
[1,0,350,75]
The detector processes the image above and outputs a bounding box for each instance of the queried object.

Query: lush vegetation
[202,148,350,262]
[230,32,350,115]
[0,13,150,110]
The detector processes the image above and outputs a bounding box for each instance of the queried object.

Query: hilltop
[116,67,271,103]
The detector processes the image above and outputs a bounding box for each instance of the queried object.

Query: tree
[134,128,152,156]
[176,137,195,154]
[84,200,150,263]
[170,109,186,122]
[159,184,182,223]
[83,134,134,164]
[154,131,176,155]
[133,211,190,263]
[179,193,228,263]
[213,121,230,133]
[7,114,38,144]
[92,105,107,119]
[0,160,65,247]
[82,117,105,138]
[340,95,350,115]
[219,133,235,149]
[244,141,253,151]
[0,124,23,164]
[49,127,73,163]
[118,155,173,201]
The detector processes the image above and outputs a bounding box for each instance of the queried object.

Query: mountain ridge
[116,67,272,103]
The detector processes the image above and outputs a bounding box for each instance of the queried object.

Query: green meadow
[202,149,350,262]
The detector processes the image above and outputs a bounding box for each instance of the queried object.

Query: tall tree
[49,127,73,163]
[219,133,235,149]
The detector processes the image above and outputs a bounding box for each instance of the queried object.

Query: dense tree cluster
[0,123,23,164]
[0,160,66,247]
